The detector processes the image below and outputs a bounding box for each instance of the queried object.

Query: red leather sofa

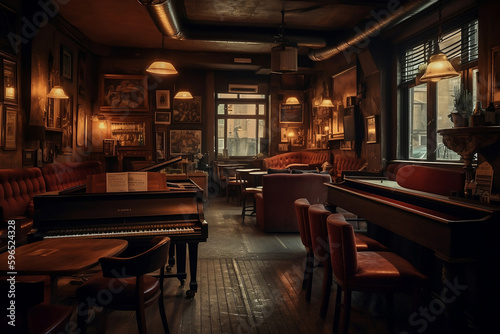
[0,161,103,252]
[262,150,330,170]
[255,173,332,232]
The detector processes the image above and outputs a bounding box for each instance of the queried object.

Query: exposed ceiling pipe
[139,0,326,49]
[308,0,438,61]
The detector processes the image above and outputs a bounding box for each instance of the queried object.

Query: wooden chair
[326,214,427,334]
[0,277,73,334]
[77,237,171,334]
[308,204,388,318]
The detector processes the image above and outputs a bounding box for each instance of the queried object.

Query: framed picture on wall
[155,111,171,125]
[279,103,303,123]
[156,131,166,160]
[100,74,148,111]
[170,129,202,155]
[173,96,202,123]
[156,90,170,109]
[365,115,377,144]
[4,106,17,150]
[61,46,72,81]
[3,59,17,104]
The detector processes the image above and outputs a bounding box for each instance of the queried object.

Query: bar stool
[308,204,388,318]
[327,213,428,334]
[238,168,262,222]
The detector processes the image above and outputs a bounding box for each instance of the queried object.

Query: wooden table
[0,238,128,299]
[249,170,267,186]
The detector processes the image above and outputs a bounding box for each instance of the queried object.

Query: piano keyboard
[44,224,196,239]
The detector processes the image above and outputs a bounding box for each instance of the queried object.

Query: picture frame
[156,90,170,109]
[4,106,17,150]
[280,127,288,142]
[173,96,202,123]
[61,97,73,154]
[100,74,149,111]
[155,131,166,160]
[170,129,202,155]
[365,115,377,144]
[3,59,17,104]
[340,140,353,150]
[77,104,85,147]
[279,103,303,123]
[155,111,171,125]
[61,46,72,81]
[492,44,500,108]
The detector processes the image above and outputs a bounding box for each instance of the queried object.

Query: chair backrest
[99,236,171,278]
[326,213,358,285]
[308,204,332,261]
[293,198,312,249]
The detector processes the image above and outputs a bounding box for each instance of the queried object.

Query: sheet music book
[106,172,148,192]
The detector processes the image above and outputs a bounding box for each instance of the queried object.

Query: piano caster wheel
[166,265,172,272]
[186,290,196,299]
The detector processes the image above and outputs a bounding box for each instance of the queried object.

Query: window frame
[215,93,268,159]
[398,15,478,162]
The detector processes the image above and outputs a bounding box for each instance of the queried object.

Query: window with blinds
[401,19,478,84]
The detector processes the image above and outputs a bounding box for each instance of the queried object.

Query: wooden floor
[57,196,419,334]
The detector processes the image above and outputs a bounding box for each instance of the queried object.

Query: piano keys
[326,176,500,333]
[32,180,207,298]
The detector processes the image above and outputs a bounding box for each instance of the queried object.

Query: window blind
[400,19,478,84]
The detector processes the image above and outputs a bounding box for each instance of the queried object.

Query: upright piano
[32,157,207,298]
[326,176,500,333]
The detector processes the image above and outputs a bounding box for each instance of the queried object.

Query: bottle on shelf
[470,101,485,127]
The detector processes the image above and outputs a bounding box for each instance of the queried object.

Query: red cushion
[396,165,464,196]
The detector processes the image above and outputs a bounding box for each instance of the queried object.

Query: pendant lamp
[420,0,459,82]
[174,90,193,99]
[146,35,178,75]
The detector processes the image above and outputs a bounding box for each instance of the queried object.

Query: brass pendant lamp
[146,34,178,75]
[420,0,459,82]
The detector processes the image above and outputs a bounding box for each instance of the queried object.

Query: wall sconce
[284,96,300,105]
[91,114,106,130]
[319,98,334,107]
[47,86,69,99]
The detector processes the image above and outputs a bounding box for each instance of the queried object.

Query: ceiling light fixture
[271,10,298,74]
[146,34,178,75]
[174,90,193,99]
[420,0,459,82]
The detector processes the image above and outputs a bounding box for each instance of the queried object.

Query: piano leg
[165,242,187,287]
[186,242,199,299]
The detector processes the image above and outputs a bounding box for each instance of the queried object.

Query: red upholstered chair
[327,214,428,334]
[77,237,171,334]
[0,277,73,334]
[308,204,387,318]
[293,198,315,301]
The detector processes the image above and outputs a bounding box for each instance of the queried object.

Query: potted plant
[449,84,473,127]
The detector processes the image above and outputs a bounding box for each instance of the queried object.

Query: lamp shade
[174,90,193,99]
[319,98,334,107]
[285,97,300,105]
[146,60,178,75]
[420,53,459,82]
[47,86,69,99]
